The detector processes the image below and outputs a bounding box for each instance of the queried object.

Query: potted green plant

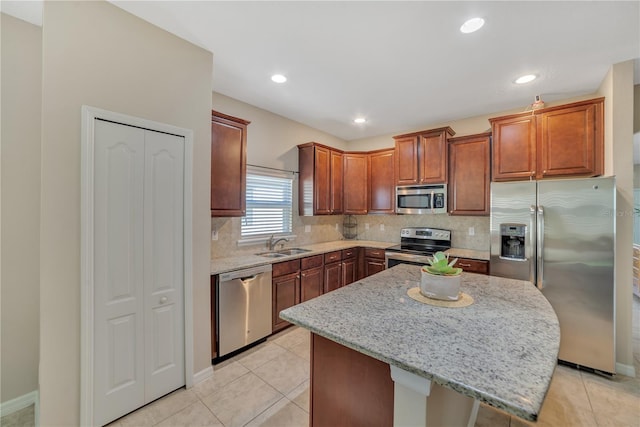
[420,252,462,301]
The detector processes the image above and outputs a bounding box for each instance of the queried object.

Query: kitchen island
[280,264,560,427]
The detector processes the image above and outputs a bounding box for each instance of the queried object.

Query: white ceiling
[2,1,639,144]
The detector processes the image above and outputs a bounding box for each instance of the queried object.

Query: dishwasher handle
[240,275,259,283]
[219,264,272,282]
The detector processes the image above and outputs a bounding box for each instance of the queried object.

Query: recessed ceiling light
[271,74,287,83]
[353,117,367,124]
[460,17,485,34]
[515,74,537,84]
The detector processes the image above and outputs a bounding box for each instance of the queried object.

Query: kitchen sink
[277,248,311,255]
[255,248,311,258]
[255,252,287,258]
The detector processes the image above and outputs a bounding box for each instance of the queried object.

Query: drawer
[456,258,489,275]
[364,248,385,259]
[324,250,342,264]
[301,254,324,270]
[273,259,301,277]
[342,247,357,260]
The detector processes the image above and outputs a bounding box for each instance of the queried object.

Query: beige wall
[39,2,213,425]
[597,60,635,371]
[1,13,42,403]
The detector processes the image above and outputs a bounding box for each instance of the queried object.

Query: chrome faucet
[267,235,289,251]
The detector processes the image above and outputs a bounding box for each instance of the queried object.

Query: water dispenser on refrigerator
[500,224,526,260]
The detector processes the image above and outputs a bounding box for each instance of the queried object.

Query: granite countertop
[210,240,395,275]
[210,240,490,275]
[280,264,559,421]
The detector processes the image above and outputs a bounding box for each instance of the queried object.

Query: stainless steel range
[385,227,452,268]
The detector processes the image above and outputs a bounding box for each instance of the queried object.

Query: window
[241,168,293,239]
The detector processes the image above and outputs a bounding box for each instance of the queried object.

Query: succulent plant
[421,251,462,276]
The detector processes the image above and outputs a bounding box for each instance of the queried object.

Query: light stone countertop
[280,264,560,421]
[446,247,490,261]
[210,240,395,275]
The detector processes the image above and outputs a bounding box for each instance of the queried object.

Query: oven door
[385,251,432,268]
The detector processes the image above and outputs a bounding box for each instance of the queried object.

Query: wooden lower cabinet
[272,259,301,332]
[324,261,342,293]
[272,272,299,332]
[364,248,386,277]
[342,248,358,286]
[310,333,394,427]
[301,266,324,302]
[457,258,489,275]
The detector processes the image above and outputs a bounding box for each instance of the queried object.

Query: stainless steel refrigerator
[490,176,616,374]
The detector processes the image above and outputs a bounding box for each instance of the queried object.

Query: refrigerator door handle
[536,205,545,289]
[530,205,537,284]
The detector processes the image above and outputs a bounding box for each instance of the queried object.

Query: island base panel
[310,333,394,427]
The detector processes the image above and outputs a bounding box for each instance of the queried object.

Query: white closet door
[93,120,185,426]
[143,129,185,401]
[93,120,146,425]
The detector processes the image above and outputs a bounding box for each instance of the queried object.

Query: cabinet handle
[459,263,471,267]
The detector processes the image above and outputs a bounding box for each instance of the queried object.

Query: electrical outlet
[380,224,385,231]
[365,223,370,230]
[468,227,475,236]
[211,227,218,241]
[335,223,339,231]
[305,225,311,233]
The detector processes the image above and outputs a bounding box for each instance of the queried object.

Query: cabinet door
[343,153,368,214]
[456,258,489,275]
[330,150,344,214]
[211,112,249,216]
[537,99,603,179]
[448,133,490,216]
[418,132,447,183]
[301,266,324,302]
[368,149,395,214]
[314,146,332,214]
[273,272,300,332]
[394,136,419,185]
[491,114,537,181]
[364,258,385,277]
[324,261,343,293]
[342,258,357,286]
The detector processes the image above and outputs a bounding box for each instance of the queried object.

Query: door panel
[144,130,185,402]
[93,120,146,426]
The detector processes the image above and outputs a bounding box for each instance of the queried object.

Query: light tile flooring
[3,298,639,427]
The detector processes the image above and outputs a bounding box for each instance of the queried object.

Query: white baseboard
[192,366,214,386]
[0,390,39,419]
[616,362,636,378]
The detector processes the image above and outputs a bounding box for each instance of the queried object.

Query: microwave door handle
[431,191,434,213]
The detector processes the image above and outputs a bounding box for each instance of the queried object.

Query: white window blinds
[241,169,293,237]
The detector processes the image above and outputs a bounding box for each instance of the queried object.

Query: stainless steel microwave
[396,184,447,214]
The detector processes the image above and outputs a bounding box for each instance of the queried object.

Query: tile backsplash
[211,214,489,259]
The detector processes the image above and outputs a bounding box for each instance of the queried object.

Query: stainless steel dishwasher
[216,264,272,360]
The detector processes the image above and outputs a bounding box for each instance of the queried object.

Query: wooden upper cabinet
[490,97,604,181]
[210,110,250,216]
[394,136,419,185]
[330,150,344,214]
[490,114,536,181]
[368,149,395,214]
[537,99,603,179]
[448,132,491,216]
[298,142,343,215]
[343,152,368,214]
[393,127,455,185]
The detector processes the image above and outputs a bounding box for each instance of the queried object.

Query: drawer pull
[459,263,472,267]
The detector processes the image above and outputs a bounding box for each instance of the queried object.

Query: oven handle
[385,251,432,267]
